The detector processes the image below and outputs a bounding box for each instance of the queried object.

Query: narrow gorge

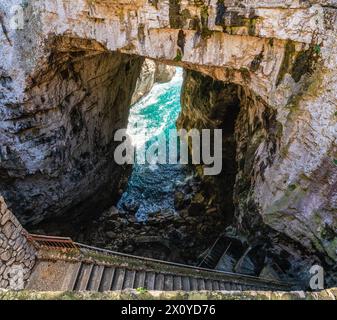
[0,0,336,292]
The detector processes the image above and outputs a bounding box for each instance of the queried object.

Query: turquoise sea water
[117,68,188,221]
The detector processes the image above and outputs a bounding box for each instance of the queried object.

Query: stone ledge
[0,289,336,300]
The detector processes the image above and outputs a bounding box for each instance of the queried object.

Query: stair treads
[224,282,232,290]
[190,277,198,291]
[87,265,104,291]
[154,274,165,291]
[111,268,126,290]
[182,276,190,291]
[123,270,136,289]
[63,262,81,291]
[134,271,146,289]
[205,279,213,290]
[74,263,93,291]
[145,272,156,290]
[164,275,174,291]
[219,281,226,291]
[198,278,206,290]
[212,280,220,291]
[173,276,182,291]
[99,267,115,292]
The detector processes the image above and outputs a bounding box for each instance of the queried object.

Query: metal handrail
[197,232,228,267]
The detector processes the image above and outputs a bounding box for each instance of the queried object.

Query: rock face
[0,0,336,274]
[131,59,176,104]
[0,196,36,289]
[0,36,144,225]
[155,62,177,83]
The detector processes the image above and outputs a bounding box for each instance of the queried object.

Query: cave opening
[24,49,245,267]
[81,63,243,264]
[15,45,314,281]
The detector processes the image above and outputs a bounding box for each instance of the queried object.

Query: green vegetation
[288,184,297,191]
[136,287,148,294]
[277,41,322,86]
[276,40,296,86]
[314,44,321,55]
[169,0,182,28]
[174,49,183,62]
[200,5,212,39]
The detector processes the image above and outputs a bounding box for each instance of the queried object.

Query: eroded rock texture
[0,35,144,225]
[131,59,176,104]
[0,0,336,279]
[178,70,328,283]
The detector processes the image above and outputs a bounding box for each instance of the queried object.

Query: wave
[118,68,187,221]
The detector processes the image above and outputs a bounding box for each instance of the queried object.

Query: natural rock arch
[0,0,336,270]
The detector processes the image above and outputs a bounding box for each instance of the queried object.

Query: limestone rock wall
[0,196,36,289]
[155,62,177,83]
[0,35,144,225]
[178,70,322,282]
[0,0,336,268]
[131,59,176,105]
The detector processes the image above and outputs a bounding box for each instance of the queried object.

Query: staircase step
[231,282,240,290]
[182,276,190,291]
[99,267,115,292]
[154,274,165,291]
[164,275,174,291]
[236,283,243,291]
[123,270,136,289]
[62,262,82,291]
[219,282,226,291]
[173,276,182,291]
[205,279,213,290]
[198,279,206,290]
[134,271,146,289]
[145,272,156,290]
[111,268,126,290]
[212,281,220,291]
[74,263,93,291]
[190,277,198,291]
[224,282,232,290]
[87,265,104,291]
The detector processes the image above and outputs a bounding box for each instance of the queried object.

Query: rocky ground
[29,175,227,266]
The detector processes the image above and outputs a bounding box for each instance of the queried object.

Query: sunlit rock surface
[0,1,336,272]
[131,59,176,104]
